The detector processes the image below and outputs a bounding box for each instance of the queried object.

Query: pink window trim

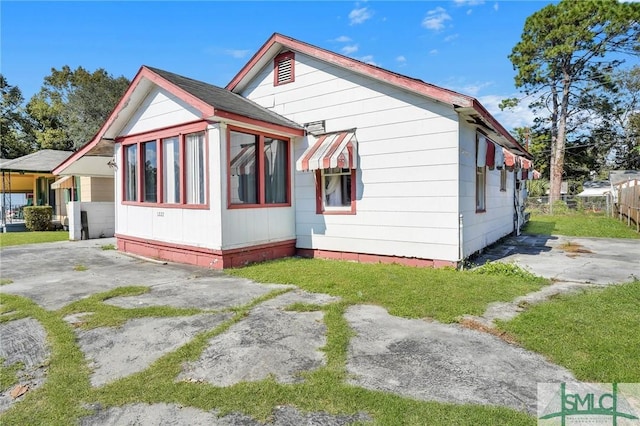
[119,121,209,208]
[314,169,357,215]
[226,125,292,209]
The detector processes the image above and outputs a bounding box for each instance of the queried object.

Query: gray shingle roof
[146,66,302,130]
[0,150,74,173]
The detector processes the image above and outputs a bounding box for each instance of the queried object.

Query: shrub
[23,206,53,231]
[550,200,570,214]
[473,261,540,280]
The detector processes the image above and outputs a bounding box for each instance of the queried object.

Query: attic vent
[274,52,295,86]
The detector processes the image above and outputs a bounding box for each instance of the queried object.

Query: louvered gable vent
[274,52,295,86]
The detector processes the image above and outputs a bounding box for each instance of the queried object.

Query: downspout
[458,214,464,270]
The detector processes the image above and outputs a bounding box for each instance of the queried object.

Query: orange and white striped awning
[296,131,357,171]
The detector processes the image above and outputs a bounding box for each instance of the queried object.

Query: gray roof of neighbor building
[0,150,74,173]
[609,170,640,185]
[146,66,303,130]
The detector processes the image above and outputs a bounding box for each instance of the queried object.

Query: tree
[505,0,640,203]
[606,66,640,170]
[0,75,36,158]
[27,66,130,151]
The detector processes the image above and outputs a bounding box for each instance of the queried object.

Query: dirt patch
[458,318,519,345]
[559,242,593,257]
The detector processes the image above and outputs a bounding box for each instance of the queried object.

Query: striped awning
[296,131,357,171]
[230,144,256,176]
[51,175,74,189]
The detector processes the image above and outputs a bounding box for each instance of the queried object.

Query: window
[162,137,180,203]
[476,166,486,211]
[124,144,137,201]
[120,122,207,207]
[143,141,157,203]
[228,127,290,207]
[321,168,352,210]
[185,132,206,204]
[500,167,507,192]
[274,52,295,86]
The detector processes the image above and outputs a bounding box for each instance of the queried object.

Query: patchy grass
[225,257,547,323]
[0,279,13,286]
[497,280,640,383]
[0,231,69,248]
[0,287,536,426]
[0,358,24,393]
[524,212,640,239]
[100,244,116,251]
[73,264,88,272]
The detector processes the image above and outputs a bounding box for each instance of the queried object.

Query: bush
[24,206,53,231]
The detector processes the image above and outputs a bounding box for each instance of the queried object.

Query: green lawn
[0,231,69,248]
[524,212,640,239]
[226,258,547,323]
[498,280,640,383]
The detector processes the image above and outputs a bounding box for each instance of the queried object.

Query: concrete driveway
[1,235,636,424]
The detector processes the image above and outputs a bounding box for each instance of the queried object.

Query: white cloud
[333,36,352,43]
[429,49,439,55]
[453,0,485,5]
[396,55,407,63]
[358,55,378,66]
[467,9,473,15]
[349,7,373,25]
[422,7,451,31]
[460,81,493,96]
[224,49,250,59]
[444,34,459,42]
[479,94,537,131]
[494,2,499,11]
[342,44,359,55]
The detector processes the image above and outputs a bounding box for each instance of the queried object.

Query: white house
[56,33,534,269]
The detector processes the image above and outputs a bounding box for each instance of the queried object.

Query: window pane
[476,166,486,211]
[229,131,257,204]
[163,137,180,203]
[324,168,351,208]
[143,141,157,203]
[264,138,287,204]
[186,132,206,204]
[124,145,137,201]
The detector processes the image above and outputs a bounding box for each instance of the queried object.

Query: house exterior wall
[240,52,461,263]
[119,87,202,136]
[113,88,296,267]
[458,122,515,258]
[80,177,114,202]
[68,201,115,240]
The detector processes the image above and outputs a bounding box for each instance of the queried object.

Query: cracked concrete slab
[105,277,293,311]
[69,313,231,387]
[1,238,268,311]
[178,290,339,386]
[0,318,49,413]
[345,304,575,415]
[473,235,640,285]
[79,403,371,425]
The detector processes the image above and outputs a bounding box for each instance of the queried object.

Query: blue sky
[3,0,628,132]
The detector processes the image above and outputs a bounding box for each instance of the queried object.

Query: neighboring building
[1,149,73,229]
[56,33,534,269]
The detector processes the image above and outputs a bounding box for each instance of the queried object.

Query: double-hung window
[228,127,290,207]
[318,168,354,212]
[121,122,207,206]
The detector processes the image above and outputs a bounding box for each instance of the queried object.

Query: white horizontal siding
[458,121,515,258]
[242,52,463,261]
[120,87,201,136]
